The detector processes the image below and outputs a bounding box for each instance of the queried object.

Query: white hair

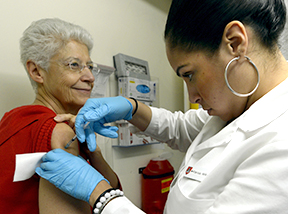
[20,18,94,91]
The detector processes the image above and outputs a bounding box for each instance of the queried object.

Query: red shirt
[0,105,56,213]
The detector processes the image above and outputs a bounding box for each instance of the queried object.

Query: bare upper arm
[39,122,91,213]
[39,178,91,214]
[50,122,79,155]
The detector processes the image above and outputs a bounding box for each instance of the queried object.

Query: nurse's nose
[190,96,201,104]
[187,86,201,104]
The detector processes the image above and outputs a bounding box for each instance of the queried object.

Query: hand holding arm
[36,149,146,213]
[35,149,110,204]
[53,114,121,188]
[54,113,76,129]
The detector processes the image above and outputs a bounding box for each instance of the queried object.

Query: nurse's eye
[182,73,194,82]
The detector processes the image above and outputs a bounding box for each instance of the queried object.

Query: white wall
[0,0,185,209]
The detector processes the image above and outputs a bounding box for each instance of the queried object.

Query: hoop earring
[224,56,260,97]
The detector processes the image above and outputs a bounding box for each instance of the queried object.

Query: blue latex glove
[35,149,109,203]
[75,96,133,152]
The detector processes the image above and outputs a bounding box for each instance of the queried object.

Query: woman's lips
[73,87,92,94]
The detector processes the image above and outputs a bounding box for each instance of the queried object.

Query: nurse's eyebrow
[176,65,187,77]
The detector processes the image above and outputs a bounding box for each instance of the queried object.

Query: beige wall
[0,0,184,118]
[0,0,185,209]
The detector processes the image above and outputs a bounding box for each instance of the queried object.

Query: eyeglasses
[66,60,100,74]
[50,58,100,74]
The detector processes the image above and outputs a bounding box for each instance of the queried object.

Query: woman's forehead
[52,41,90,61]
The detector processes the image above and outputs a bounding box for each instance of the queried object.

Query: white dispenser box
[114,53,158,146]
[118,77,156,102]
[117,120,158,146]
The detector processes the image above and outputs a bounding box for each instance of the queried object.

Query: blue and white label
[136,84,150,94]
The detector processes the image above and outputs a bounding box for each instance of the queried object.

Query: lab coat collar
[238,77,288,132]
[191,116,229,155]
[190,77,288,155]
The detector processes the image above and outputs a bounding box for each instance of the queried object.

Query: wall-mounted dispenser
[91,64,115,98]
[113,53,158,146]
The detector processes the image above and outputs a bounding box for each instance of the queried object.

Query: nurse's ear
[26,60,44,84]
[222,21,249,60]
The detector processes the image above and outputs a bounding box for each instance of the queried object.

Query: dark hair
[165,0,287,53]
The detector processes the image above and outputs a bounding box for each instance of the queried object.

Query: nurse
[36,0,288,213]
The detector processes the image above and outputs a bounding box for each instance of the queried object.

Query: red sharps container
[141,158,174,214]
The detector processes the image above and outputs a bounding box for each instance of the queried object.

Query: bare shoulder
[50,122,79,155]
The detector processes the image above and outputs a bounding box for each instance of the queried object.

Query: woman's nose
[81,67,95,82]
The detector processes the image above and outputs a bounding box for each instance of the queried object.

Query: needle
[64,122,90,149]
[64,135,77,149]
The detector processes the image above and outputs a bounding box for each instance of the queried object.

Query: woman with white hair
[0,18,120,213]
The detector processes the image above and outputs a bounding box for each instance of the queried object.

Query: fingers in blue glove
[75,101,110,138]
[44,148,63,158]
[84,126,96,152]
[83,104,110,122]
[83,104,110,121]
[92,123,119,138]
[35,149,71,187]
[75,96,133,146]
[75,115,88,143]
[35,149,109,203]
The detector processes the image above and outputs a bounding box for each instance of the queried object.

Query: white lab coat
[103,77,288,214]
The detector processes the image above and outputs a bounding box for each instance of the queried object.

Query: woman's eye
[69,62,80,69]
[87,64,93,71]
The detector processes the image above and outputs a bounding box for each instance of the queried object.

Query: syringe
[64,122,90,149]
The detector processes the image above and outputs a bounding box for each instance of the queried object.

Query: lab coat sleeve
[206,140,288,214]
[102,196,145,214]
[144,107,210,152]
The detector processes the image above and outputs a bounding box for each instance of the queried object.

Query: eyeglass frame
[50,57,101,75]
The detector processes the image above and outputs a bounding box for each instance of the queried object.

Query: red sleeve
[34,117,56,152]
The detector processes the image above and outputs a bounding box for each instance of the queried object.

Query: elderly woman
[0,18,119,213]
[37,0,288,213]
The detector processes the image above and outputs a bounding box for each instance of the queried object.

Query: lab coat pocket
[186,198,214,214]
[165,183,215,214]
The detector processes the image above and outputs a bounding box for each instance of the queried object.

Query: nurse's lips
[203,107,212,114]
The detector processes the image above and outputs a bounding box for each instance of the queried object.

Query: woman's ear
[222,21,248,58]
[26,60,44,84]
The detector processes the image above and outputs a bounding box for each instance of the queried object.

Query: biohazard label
[161,177,173,193]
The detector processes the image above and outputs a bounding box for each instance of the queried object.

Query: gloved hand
[35,149,109,203]
[75,96,133,151]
